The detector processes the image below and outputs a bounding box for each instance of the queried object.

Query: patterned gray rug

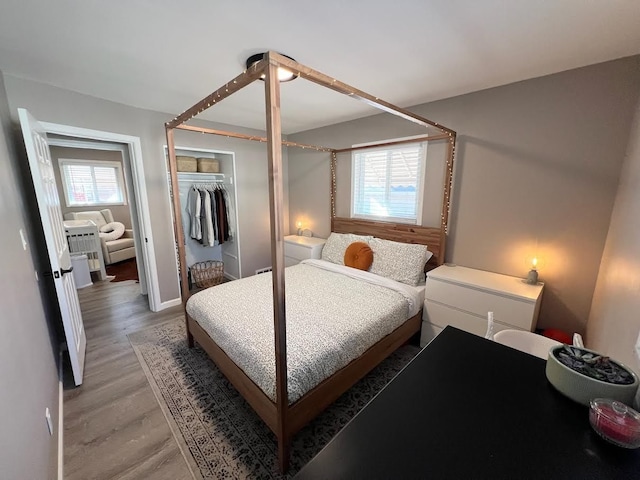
[128,318,419,479]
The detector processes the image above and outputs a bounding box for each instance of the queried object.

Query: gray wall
[49,146,133,229]
[587,95,640,371]
[289,56,640,335]
[4,74,290,304]
[0,72,59,479]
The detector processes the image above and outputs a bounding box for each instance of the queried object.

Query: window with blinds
[351,141,426,224]
[59,159,126,207]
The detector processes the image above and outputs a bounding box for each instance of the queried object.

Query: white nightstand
[284,235,326,266]
[420,265,544,347]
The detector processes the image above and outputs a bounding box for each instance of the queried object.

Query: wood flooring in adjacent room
[63,279,193,480]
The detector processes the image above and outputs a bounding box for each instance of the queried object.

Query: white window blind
[60,159,126,207]
[351,142,426,224]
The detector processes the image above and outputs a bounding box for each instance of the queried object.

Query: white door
[18,108,86,386]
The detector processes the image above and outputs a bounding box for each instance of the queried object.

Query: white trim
[57,351,64,480]
[158,297,182,310]
[46,137,114,151]
[350,153,356,219]
[351,213,421,225]
[351,133,432,148]
[42,122,162,312]
[230,148,242,278]
[415,144,427,224]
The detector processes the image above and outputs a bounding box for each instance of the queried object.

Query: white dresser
[420,265,544,347]
[284,235,326,266]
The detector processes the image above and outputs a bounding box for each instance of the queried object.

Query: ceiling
[1,1,639,134]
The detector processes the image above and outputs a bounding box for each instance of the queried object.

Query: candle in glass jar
[589,399,640,448]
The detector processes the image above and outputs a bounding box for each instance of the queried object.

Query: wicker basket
[190,260,224,288]
[197,157,220,173]
[177,155,197,172]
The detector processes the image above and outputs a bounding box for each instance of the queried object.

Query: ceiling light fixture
[245,52,298,82]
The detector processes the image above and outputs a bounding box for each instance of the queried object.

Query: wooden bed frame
[165,52,456,472]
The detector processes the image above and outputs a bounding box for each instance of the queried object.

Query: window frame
[350,136,427,225]
[59,158,127,208]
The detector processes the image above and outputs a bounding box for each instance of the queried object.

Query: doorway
[48,139,144,289]
[41,121,163,312]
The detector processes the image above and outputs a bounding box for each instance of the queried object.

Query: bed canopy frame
[165,51,456,472]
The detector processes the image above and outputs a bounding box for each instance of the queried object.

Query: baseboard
[58,351,64,480]
[158,297,182,310]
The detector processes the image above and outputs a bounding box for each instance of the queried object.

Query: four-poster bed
[165,51,456,472]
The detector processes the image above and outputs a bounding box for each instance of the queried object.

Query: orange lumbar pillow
[344,242,374,271]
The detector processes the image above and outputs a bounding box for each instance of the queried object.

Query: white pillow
[369,238,433,286]
[99,221,125,241]
[321,232,373,265]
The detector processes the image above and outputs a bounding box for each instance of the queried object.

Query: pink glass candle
[589,399,640,448]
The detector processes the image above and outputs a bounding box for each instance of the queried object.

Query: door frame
[42,121,163,312]
[47,137,149,296]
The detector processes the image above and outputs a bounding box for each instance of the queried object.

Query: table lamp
[525,257,539,285]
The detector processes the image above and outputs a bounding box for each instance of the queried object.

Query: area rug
[106,257,139,282]
[128,318,419,479]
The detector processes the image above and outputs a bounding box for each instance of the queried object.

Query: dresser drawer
[285,255,299,267]
[423,301,487,337]
[425,279,536,330]
[423,301,517,338]
[285,242,325,261]
[284,242,310,261]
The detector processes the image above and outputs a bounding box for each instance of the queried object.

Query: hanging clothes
[222,187,235,241]
[203,189,214,247]
[186,187,202,240]
[210,188,220,244]
[198,189,207,246]
[214,188,227,243]
[186,183,231,247]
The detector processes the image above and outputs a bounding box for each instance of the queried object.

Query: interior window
[351,140,426,224]
[59,159,127,207]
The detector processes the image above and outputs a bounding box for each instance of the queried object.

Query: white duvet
[186,259,421,404]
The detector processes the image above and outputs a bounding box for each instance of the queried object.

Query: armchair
[63,209,136,265]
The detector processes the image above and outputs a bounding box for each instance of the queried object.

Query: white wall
[3,74,289,303]
[587,95,640,371]
[288,56,640,335]
[0,72,60,479]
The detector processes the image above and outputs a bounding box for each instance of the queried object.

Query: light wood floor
[63,279,194,480]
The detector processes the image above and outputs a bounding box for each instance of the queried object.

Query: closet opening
[165,145,241,293]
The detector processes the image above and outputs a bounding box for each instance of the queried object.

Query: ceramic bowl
[545,345,639,406]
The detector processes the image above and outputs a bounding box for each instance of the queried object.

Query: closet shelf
[175,172,232,184]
